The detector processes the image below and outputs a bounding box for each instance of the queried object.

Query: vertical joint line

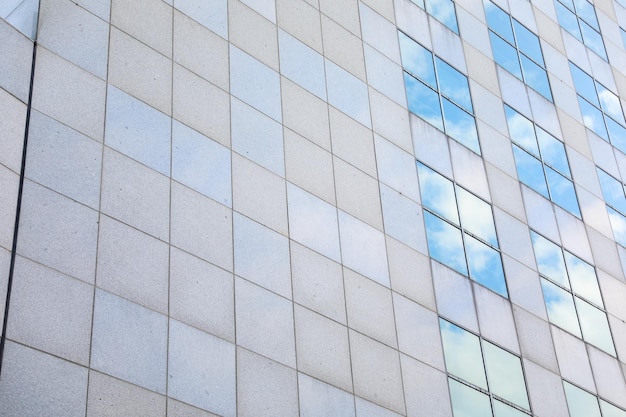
[0,40,38,378]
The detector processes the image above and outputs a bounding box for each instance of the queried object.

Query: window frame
[554,0,608,59]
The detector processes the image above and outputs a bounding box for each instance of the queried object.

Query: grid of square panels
[531,230,616,355]
[504,104,581,217]
[554,0,607,59]
[485,1,552,101]
[399,31,480,154]
[417,161,508,297]
[597,167,626,248]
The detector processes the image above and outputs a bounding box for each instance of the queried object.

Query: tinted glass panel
[536,128,570,176]
[514,20,544,65]
[541,278,581,337]
[545,167,580,217]
[513,147,549,198]
[520,55,552,101]
[578,97,609,140]
[490,32,523,79]
[570,63,598,106]
[608,207,626,247]
[442,98,480,154]
[417,162,459,224]
[485,2,514,43]
[483,341,530,410]
[506,106,539,156]
[556,2,582,40]
[426,0,458,33]
[563,382,602,417]
[449,379,493,417]
[531,232,569,288]
[597,169,626,214]
[424,212,468,275]
[493,401,528,417]
[456,187,497,246]
[574,0,599,29]
[399,33,437,87]
[436,58,473,111]
[606,117,626,154]
[563,252,602,307]
[465,235,508,297]
[580,21,607,59]
[596,84,625,124]
[405,73,444,131]
[601,400,626,417]
[576,298,616,355]
[440,320,488,389]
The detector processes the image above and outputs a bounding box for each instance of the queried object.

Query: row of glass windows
[417,162,508,297]
[531,231,616,355]
[399,31,481,154]
[485,1,553,101]
[570,62,626,153]
[440,318,531,417]
[564,381,626,417]
[505,105,581,217]
[555,0,608,59]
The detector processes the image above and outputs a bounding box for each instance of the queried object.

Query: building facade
[2,0,626,416]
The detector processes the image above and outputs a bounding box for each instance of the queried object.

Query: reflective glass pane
[485,2,514,43]
[564,252,602,307]
[410,0,425,7]
[426,0,459,33]
[596,84,625,124]
[608,206,626,247]
[555,2,582,40]
[436,58,473,112]
[440,320,488,389]
[442,98,480,154]
[578,97,609,140]
[576,298,616,355]
[449,379,493,417]
[580,21,607,59]
[563,381,602,417]
[520,55,552,101]
[465,234,508,297]
[622,28,626,50]
[513,146,549,198]
[600,400,626,417]
[456,187,497,246]
[424,212,468,275]
[536,128,570,176]
[573,0,599,30]
[513,20,544,65]
[545,167,581,217]
[405,73,444,131]
[607,117,626,154]
[597,169,626,214]
[493,400,528,417]
[399,32,437,87]
[506,106,539,156]
[558,0,575,11]
[531,232,569,288]
[570,63,598,106]
[541,278,582,337]
[417,162,459,224]
[483,342,530,410]
[490,32,523,80]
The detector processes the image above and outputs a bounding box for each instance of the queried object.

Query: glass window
[564,382,626,417]
[485,1,553,101]
[531,230,616,355]
[505,105,581,217]
[418,162,507,296]
[411,0,459,33]
[400,31,480,154]
[555,0,607,59]
[440,319,532,417]
[621,28,626,50]
[597,167,626,248]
